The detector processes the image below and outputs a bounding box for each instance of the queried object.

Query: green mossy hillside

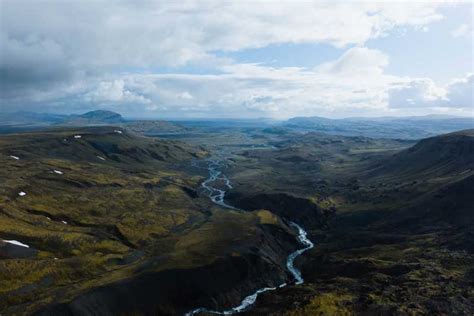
[0,127,293,315]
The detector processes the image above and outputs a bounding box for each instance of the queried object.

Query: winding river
[186,157,314,315]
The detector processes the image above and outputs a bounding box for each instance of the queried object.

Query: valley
[2,2,473,315]
[153,125,474,315]
[0,117,473,315]
[0,127,300,315]
[186,154,314,315]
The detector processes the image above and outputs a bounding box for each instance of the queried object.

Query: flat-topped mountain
[0,110,125,128]
[78,110,124,122]
[0,110,191,135]
[59,110,125,125]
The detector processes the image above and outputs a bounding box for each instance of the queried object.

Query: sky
[0,0,472,119]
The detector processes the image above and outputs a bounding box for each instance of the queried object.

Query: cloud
[0,1,443,99]
[179,91,194,100]
[71,49,397,119]
[388,78,447,108]
[0,32,73,98]
[2,1,469,118]
[388,74,473,111]
[317,47,389,76]
[444,73,473,108]
[85,79,153,106]
[451,24,470,38]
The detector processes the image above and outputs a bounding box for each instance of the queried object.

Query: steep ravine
[34,232,296,316]
[226,191,330,228]
[185,157,315,315]
[33,157,306,316]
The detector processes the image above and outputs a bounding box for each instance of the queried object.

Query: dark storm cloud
[0,33,74,99]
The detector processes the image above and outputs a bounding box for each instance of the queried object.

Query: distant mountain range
[0,110,188,135]
[0,110,472,139]
[0,111,66,127]
[61,110,125,125]
[0,110,124,127]
[284,115,474,139]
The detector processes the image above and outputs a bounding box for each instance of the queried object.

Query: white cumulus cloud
[388,74,473,112]
[1,0,470,118]
[85,79,153,106]
[317,47,389,76]
[451,24,470,38]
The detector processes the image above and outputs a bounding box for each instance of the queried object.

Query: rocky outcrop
[227,192,331,228]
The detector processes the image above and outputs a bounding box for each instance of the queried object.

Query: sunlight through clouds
[0,1,471,117]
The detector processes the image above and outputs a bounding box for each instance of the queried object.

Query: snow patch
[114,130,123,134]
[4,240,30,248]
[61,220,68,225]
[74,135,82,139]
[97,156,106,161]
[53,170,63,175]
[9,155,20,160]
[18,191,26,196]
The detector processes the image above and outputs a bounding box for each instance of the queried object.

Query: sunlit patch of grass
[256,209,279,225]
[286,292,354,316]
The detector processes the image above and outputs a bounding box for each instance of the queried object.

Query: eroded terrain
[1,124,473,315]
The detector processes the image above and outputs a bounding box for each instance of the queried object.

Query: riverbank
[186,156,315,315]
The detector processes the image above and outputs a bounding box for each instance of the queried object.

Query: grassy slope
[0,127,294,315]
[215,129,474,315]
[3,125,472,314]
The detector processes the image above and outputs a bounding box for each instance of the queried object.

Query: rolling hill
[0,127,298,315]
[209,129,474,315]
[58,110,125,125]
[1,120,473,315]
[0,110,190,136]
[366,129,474,180]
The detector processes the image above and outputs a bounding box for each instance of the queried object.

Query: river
[186,156,314,315]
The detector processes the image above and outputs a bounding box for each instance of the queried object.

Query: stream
[186,156,314,315]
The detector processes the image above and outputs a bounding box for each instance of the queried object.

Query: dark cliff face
[35,255,279,316]
[34,224,299,316]
[226,192,331,228]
